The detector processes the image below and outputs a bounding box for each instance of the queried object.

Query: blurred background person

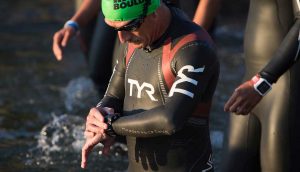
[223,0,300,171]
[52,0,117,95]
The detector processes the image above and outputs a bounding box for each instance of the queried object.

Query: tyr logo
[128,78,158,101]
[169,65,205,98]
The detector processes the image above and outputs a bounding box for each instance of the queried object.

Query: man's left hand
[81,107,116,169]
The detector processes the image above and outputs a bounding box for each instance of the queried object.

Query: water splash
[25,114,128,171]
[62,76,99,112]
[38,114,85,152]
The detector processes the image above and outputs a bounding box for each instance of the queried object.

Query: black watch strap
[104,113,121,137]
[258,71,276,84]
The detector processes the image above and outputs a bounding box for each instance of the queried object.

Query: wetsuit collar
[143,5,175,52]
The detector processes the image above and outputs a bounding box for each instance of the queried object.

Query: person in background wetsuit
[52,0,221,95]
[223,0,300,171]
[52,0,117,95]
[52,0,118,94]
[80,0,219,171]
[170,0,221,35]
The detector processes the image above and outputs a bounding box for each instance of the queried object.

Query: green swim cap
[102,0,160,21]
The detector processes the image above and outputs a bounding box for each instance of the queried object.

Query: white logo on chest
[128,78,158,101]
[169,65,205,98]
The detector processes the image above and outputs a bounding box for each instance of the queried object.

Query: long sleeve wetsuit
[97,7,219,172]
[223,0,300,172]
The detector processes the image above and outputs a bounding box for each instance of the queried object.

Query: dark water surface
[0,0,248,171]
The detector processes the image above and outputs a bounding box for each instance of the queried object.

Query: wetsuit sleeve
[259,19,300,83]
[96,46,126,113]
[112,41,219,137]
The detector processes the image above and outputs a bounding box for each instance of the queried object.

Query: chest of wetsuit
[98,7,219,172]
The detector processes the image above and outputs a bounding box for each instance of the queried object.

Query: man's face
[105,16,152,49]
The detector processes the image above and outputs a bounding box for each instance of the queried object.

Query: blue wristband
[64,20,79,32]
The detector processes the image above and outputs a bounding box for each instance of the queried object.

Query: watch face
[257,81,271,94]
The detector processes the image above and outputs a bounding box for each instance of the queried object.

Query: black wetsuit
[223,0,300,171]
[97,7,219,172]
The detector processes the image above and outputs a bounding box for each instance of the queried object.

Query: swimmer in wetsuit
[169,0,221,35]
[80,0,219,171]
[223,0,300,171]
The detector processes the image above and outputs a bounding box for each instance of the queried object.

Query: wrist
[64,20,80,33]
[251,74,272,96]
[104,113,121,137]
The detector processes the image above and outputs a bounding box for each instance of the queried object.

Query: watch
[252,75,272,96]
[104,113,120,137]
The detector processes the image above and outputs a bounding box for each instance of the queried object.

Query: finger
[229,96,244,113]
[238,90,263,114]
[224,91,238,112]
[89,107,105,122]
[102,136,115,156]
[237,96,259,115]
[52,44,62,61]
[84,131,95,139]
[52,32,64,61]
[86,109,107,130]
[61,29,72,47]
[236,100,252,115]
[81,147,88,169]
[81,142,92,168]
[87,116,108,129]
[81,134,103,168]
[85,124,106,135]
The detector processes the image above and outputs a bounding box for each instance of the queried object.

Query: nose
[118,31,130,43]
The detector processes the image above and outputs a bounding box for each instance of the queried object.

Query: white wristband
[64,20,79,32]
[252,75,272,96]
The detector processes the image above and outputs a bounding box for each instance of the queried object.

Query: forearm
[112,98,196,138]
[70,0,100,27]
[259,19,300,83]
[193,0,221,30]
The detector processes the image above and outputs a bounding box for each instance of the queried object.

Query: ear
[152,10,158,17]
[148,10,158,20]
